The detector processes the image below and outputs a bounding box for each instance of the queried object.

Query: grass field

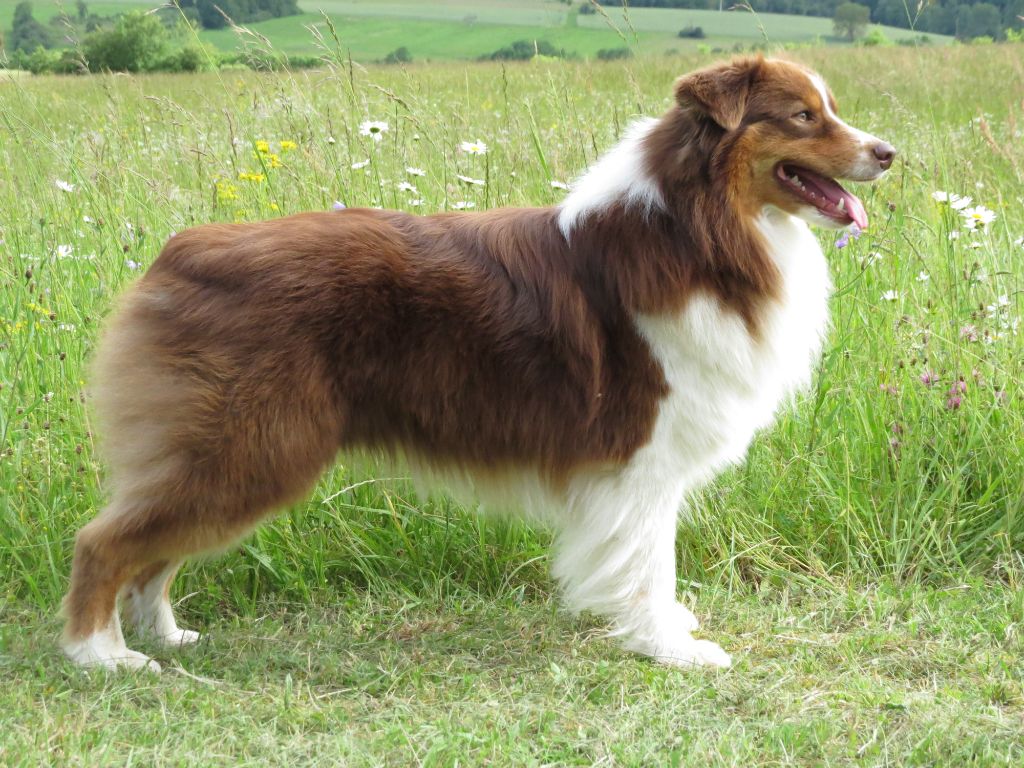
[0,0,950,62]
[1,42,1023,764]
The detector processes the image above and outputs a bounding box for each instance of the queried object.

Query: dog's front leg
[552,475,731,669]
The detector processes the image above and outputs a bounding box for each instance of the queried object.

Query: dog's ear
[673,56,764,131]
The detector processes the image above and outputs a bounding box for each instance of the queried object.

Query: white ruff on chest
[550,209,830,668]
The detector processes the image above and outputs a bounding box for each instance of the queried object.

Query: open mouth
[775,164,868,229]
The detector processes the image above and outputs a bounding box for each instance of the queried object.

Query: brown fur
[62,56,886,649]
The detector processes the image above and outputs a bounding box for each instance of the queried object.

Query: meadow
[0,0,950,61]
[1,42,1023,765]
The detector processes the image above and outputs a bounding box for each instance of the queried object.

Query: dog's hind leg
[552,471,731,669]
[121,560,199,648]
[61,505,166,672]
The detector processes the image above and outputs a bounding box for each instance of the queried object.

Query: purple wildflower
[332,201,347,211]
[835,224,862,249]
[919,370,938,387]
[946,395,962,410]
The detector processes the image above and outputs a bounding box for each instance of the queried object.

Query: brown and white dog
[61,56,894,671]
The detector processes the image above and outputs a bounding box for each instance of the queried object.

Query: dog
[61,56,894,672]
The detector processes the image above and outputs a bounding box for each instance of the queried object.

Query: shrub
[578,2,595,13]
[858,27,891,46]
[486,39,566,61]
[596,47,633,60]
[156,42,217,72]
[83,11,168,72]
[678,25,705,39]
[383,46,411,64]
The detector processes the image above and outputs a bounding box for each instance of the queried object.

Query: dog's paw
[654,638,732,669]
[158,628,200,648]
[63,637,162,673]
[672,602,700,633]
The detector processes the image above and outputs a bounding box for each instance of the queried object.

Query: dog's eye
[794,110,813,123]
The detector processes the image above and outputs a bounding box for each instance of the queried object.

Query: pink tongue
[842,191,868,230]
[799,167,869,230]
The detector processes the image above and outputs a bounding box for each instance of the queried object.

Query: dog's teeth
[837,198,846,212]
[790,174,800,184]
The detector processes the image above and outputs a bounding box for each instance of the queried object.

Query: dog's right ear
[673,56,764,132]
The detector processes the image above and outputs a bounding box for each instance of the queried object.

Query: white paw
[654,638,732,669]
[63,637,162,673]
[158,628,200,647]
[672,603,700,633]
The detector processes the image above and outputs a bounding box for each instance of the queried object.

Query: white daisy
[351,159,370,170]
[550,180,569,190]
[359,120,389,142]
[460,140,488,155]
[452,201,476,210]
[397,181,418,193]
[409,199,423,207]
[916,271,930,282]
[881,290,900,302]
[960,205,996,230]
[405,167,426,177]
[455,174,485,186]
[950,196,973,211]
[55,179,75,193]
[56,244,73,259]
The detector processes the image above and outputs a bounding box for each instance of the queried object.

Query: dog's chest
[634,214,830,480]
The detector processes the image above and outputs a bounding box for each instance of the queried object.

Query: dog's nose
[873,141,896,170]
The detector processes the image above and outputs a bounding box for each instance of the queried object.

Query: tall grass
[0,45,1022,616]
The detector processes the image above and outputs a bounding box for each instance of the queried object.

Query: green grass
[0,0,950,61]
[1,42,1023,765]
[2,581,1023,765]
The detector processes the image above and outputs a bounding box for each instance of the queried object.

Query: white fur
[547,207,829,667]
[558,118,665,239]
[809,73,885,182]
[62,610,162,672]
[122,562,200,647]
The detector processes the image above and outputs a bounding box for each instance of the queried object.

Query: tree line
[621,0,1024,38]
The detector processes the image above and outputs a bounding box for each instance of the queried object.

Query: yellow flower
[267,153,283,169]
[280,140,297,152]
[255,140,270,154]
[238,172,265,183]
[216,180,239,202]
[269,202,279,211]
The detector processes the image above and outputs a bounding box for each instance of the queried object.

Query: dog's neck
[557,110,781,330]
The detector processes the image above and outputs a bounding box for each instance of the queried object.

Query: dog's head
[674,56,894,230]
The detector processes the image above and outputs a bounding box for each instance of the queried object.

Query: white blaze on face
[809,73,886,181]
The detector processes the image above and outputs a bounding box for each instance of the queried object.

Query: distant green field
[1,0,949,62]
